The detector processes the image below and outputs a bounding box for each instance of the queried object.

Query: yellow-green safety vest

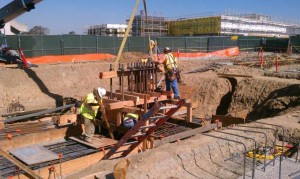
[164,53,178,73]
[80,97,99,120]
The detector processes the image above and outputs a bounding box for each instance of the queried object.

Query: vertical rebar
[203,133,247,179]
[151,62,155,91]
[130,62,134,94]
[216,130,257,179]
[109,64,113,99]
[228,127,268,172]
[254,121,285,179]
[121,64,125,101]
[240,125,277,166]
[154,64,158,89]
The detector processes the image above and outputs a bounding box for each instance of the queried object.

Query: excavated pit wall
[228,77,300,120]
[0,62,117,114]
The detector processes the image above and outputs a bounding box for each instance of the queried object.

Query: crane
[0,0,42,67]
[0,0,149,68]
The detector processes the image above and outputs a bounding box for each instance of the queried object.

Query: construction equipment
[0,0,42,68]
[102,99,186,159]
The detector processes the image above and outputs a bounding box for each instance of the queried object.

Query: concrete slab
[9,145,58,165]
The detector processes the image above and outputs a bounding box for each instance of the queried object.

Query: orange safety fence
[173,47,240,58]
[28,53,116,64]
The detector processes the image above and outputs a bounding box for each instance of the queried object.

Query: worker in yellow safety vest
[123,113,139,129]
[152,47,180,100]
[80,87,106,143]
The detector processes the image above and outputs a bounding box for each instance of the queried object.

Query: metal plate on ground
[69,136,117,149]
[9,145,58,165]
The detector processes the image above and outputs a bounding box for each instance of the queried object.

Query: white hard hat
[97,87,106,98]
[150,40,154,44]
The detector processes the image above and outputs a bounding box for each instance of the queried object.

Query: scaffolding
[168,13,300,37]
[130,10,168,37]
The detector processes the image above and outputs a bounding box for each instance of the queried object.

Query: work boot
[85,137,93,143]
[171,96,180,101]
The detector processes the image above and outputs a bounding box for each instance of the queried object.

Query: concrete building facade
[0,20,28,35]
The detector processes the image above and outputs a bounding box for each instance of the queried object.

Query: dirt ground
[1,51,300,178]
[1,52,299,119]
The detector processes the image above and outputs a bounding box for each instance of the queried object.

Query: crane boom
[0,0,42,28]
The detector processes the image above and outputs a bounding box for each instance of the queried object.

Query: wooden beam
[147,91,161,97]
[58,114,77,126]
[121,107,145,116]
[186,103,193,123]
[116,91,151,100]
[212,115,245,127]
[99,71,118,79]
[106,100,135,110]
[1,126,82,150]
[0,148,41,179]
[0,122,4,129]
[106,91,139,102]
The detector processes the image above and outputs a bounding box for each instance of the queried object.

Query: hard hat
[97,87,106,98]
[86,93,98,104]
[150,40,155,45]
[163,47,171,53]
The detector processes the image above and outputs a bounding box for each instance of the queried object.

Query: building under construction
[130,10,168,37]
[87,24,128,37]
[168,14,300,37]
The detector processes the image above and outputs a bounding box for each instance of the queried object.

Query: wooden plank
[212,115,245,127]
[99,71,118,79]
[0,122,4,129]
[0,148,41,179]
[186,103,193,123]
[117,91,151,100]
[69,136,117,149]
[160,91,172,97]
[121,107,145,116]
[5,64,19,68]
[147,91,161,97]
[102,98,119,103]
[1,126,82,150]
[217,73,253,78]
[106,91,139,102]
[106,100,135,110]
[58,114,77,126]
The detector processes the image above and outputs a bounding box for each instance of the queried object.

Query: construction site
[1,1,300,179]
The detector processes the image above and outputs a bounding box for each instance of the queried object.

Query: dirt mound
[229,77,300,120]
[116,52,148,63]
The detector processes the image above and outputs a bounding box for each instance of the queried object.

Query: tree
[68,31,76,35]
[26,26,50,35]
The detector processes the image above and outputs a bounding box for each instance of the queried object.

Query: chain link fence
[0,35,298,57]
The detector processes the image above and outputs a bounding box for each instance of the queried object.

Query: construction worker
[148,40,160,62]
[80,87,106,143]
[152,47,180,100]
[123,113,139,129]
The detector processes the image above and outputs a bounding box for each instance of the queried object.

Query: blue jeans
[165,75,180,98]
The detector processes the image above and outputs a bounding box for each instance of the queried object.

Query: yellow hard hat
[86,93,98,104]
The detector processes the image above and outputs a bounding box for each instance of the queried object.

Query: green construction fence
[0,35,298,57]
